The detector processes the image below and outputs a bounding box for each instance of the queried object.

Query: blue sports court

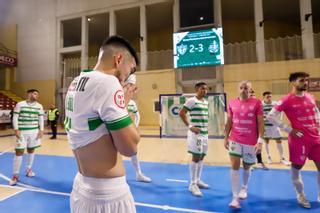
[0,141,319,213]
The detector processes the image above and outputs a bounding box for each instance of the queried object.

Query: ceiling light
[200,16,204,21]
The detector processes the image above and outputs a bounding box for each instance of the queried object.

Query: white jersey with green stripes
[64,70,132,150]
[127,100,138,114]
[13,100,44,133]
[183,96,209,136]
[262,101,277,127]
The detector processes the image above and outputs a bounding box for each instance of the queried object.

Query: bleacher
[0,90,23,110]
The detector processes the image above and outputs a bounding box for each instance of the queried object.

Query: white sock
[13,155,22,175]
[242,169,251,189]
[291,167,304,194]
[26,153,35,169]
[265,143,271,158]
[276,143,284,159]
[231,169,240,198]
[189,161,198,184]
[131,154,142,175]
[196,160,203,183]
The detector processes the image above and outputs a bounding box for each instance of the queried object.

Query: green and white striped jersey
[263,101,277,126]
[183,97,209,136]
[127,100,138,114]
[13,100,44,132]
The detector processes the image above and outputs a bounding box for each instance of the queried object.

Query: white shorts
[263,126,282,140]
[228,140,256,165]
[187,131,208,156]
[16,132,41,150]
[70,173,136,213]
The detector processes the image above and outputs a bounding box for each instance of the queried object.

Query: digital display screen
[173,28,224,68]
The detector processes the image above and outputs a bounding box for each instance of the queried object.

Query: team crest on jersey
[248,113,254,117]
[114,90,125,109]
[68,81,77,91]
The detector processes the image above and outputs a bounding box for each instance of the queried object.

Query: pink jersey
[274,92,320,142]
[228,97,263,145]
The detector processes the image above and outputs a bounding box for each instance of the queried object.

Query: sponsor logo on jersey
[114,90,125,109]
[248,113,254,117]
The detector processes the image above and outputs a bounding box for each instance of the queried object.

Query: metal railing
[62,32,320,84]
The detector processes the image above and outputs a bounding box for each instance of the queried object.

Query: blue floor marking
[0,152,319,212]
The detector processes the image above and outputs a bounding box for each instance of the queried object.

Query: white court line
[0,174,217,213]
[166,178,188,183]
[135,202,217,213]
[0,187,25,202]
[0,146,14,156]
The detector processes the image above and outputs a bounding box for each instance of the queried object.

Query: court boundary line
[166,178,188,183]
[0,187,25,202]
[0,146,14,156]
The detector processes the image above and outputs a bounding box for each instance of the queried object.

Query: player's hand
[14,130,21,139]
[123,83,138,105]
[290,129,304,138]
[254,143,262,154]
[37,131,44,139]
[189,126,201,134]
[224,138,229,150]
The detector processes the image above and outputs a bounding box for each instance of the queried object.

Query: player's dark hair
[262,91,272,96]
[101,35,139,65]
[289,72,309,82]
[195,82,207,89]
[27,89,39,93]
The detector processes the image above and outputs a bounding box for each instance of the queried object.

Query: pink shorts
[288,134,320,165]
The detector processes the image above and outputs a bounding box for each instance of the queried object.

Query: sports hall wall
[2,0,319,125]
[0,0,56,108]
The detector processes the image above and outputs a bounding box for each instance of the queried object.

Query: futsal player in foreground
[268,72,320,209]
[65,36,140,213]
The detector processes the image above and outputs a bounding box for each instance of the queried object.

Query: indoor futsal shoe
[136,173,151,183]
[229,198,241,209]
[197,180,210,189]
[297,193,311,209]
[9,175,19,186]
[26,168,36,177]
[238,186,248,199]
[189,183,203,197]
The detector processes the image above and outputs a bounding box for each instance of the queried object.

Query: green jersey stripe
[18,119,39,122]
[183,106,191,111]
[189,113,208,116]
[106,115,131,124]
[106,116,132,131]
[190,108,208,111]
[88,117,103,131]
[20,110,39,115]
[191,119,208,123]
[18,127,39,130]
